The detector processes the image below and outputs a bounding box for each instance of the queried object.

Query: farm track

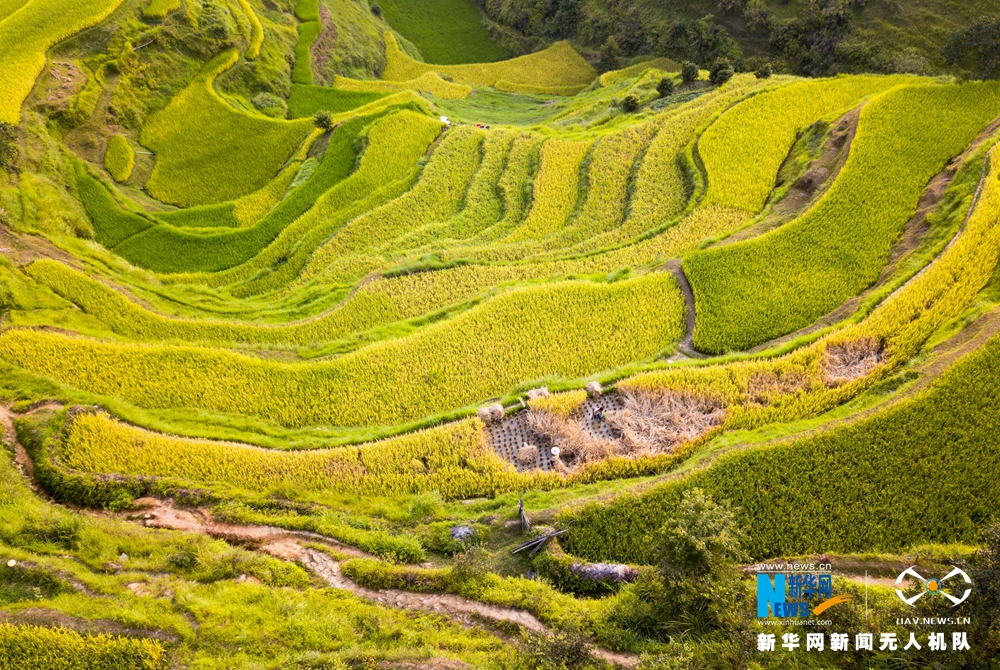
[663,259,703,359]
[0,434,637,668]
[136,498,635,666]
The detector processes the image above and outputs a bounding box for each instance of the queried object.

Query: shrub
[681,61,699,84]
[370,2,381,16]
[621,94,640,113]
[0,122,17,172]
[754,61,772,78]
[708,59,734,85]
[313,109,334,131]
[250,92,287,118]
[656,77,675,97]
[597,37,620,73]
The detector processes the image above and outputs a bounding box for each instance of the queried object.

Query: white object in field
[440,115,450,126]
[6,559,15,567]
[551,447,560,456]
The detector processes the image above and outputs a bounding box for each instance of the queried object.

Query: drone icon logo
[895,566,972,607]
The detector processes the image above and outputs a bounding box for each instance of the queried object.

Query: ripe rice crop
[237,0,264,60]
[333,72,473,99]
[60,412,558,500]
[0,623,166,670]
[603,76,768,248]
[504,138,593,242]
[599,58,681,86]
[113,114,367,273]
[469,134,540,242]
[0,275,685,428]
[699,75,918,214]
[563,330,1000,562]
[141,50,313,207]
[543,119,659,249]
[377,0,509,65]
[0,0,29,23]
[287,84,387,118]
[605,141,1000,446]
[0,0,126,124]
[686,82,1000,353]
[390,130,514,250]
[296,126,485,285]
[142,0,180,20]
[102,134,134,183]
[187,108,440,292]
[382,32,595,95]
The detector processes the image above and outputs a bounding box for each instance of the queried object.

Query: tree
[656,77,675,97]
[597,36,621,73]
[656,489,746,581]
[313,110,334,132]
[943,16,1000,80]
[957,524,1000,663]
[681,61,699,84]
[621,95,640,113]
[709,58,735,85]
[608,489,752,640]
[0,122,17,173]
[743,0,772,31]
[754,61,773,78]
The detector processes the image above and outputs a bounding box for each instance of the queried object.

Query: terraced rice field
[2,1,1000,666]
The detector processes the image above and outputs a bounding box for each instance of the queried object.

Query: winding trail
[663,259,703,359]
[74,494,638,667]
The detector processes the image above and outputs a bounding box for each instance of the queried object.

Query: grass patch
[102,134,134,183]
[141,50,312,207]
[378,0,509,64]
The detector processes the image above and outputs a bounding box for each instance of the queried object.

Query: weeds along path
[745,116,1000,355]
[0,401,63,493]
[131,499,637,667]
